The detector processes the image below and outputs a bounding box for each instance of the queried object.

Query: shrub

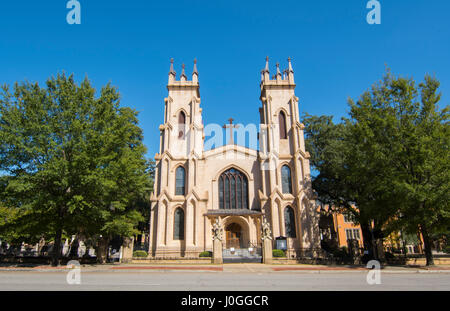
[361,254,372,264]
[331,247,349,259]
[199,251,212,258]
[273,249,286,258]
[133,250,148,258]
[384,252,395,259]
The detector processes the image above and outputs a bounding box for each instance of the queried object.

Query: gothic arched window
[175,166,185,195]
[281,165,292,194]
[174,208,185,240]
[284,206,296,238]
[178,111,186,139]
[279,110,287,139]
[219,168,248,210]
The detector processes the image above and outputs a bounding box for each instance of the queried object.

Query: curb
[110,266,223,271]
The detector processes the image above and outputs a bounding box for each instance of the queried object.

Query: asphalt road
[0,269,449,291]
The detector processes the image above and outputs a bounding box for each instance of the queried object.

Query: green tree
[0,73,150,265]
[0,203,21,242]
[303,113,393,260]
[134,159,154,236]
[348,71,449,265]
[304,70,449,265]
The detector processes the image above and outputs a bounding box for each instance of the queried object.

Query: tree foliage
[0,73,151,264]
[304,70,449,265]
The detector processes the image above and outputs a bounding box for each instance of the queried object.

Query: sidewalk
[270,264,450,273]
[1,263,450,273]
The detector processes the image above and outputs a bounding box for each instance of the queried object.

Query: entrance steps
[223,248,262,263]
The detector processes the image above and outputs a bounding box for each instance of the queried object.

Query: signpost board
[275,236,287,251]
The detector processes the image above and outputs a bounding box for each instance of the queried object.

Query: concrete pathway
[1,263,450,273]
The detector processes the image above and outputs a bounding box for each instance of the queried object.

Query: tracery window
[219,168,248,210]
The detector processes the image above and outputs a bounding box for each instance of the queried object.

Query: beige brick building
[149,58,321,260]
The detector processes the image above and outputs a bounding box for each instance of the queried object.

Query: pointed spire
[169,58,176,75]
[261,56,271,83]
[192,59,198,83]
[287,57,295,84]
[180,63,187,80]
[287,57,294,73]
[264,56,269,73]
[168,58,176,84]
[193,58,198,75]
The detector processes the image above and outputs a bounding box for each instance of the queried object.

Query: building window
[178,111,186,139]
[284,206,296,238]
[174,208,185,240]
[345,229,353,241]
[343,213,355,223]
[279,111,287,139]
[175,166,185,195]
[353,229,360,240]
[281,165,292,194]
[219,168,248,210]
[345,229,361,241]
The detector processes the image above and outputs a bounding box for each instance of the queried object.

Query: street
[0,264,449,291]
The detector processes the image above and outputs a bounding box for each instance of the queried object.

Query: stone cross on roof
[223,118,240,145]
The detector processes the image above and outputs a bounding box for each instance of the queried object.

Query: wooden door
[226,223,242,249]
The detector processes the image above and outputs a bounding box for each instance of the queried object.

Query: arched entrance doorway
[225,223,243,249]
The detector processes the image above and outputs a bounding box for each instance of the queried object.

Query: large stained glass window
[219,168,248,210]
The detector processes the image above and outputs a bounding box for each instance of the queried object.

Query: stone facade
[149,58,321,259]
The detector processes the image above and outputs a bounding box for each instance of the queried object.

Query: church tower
[150,59,204,257]
[161,59,203,159]
[258,57,320,257]
[156,58,204,196]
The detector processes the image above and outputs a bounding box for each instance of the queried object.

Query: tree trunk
[360,222,376,260]
[69,237,80,258]
[51,207,65,266]
[420,224,434,266]
[51,227,62,266]
[38,237,45,255]
[96,237,109,264]
[375,238,386,262]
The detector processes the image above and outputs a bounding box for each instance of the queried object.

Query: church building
[149,57,321,260]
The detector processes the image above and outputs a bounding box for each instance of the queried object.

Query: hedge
[199,251,212,258]
[273,249,286,257]
[133,250,148,258]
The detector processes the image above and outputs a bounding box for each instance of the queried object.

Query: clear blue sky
[1,1,449,158]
